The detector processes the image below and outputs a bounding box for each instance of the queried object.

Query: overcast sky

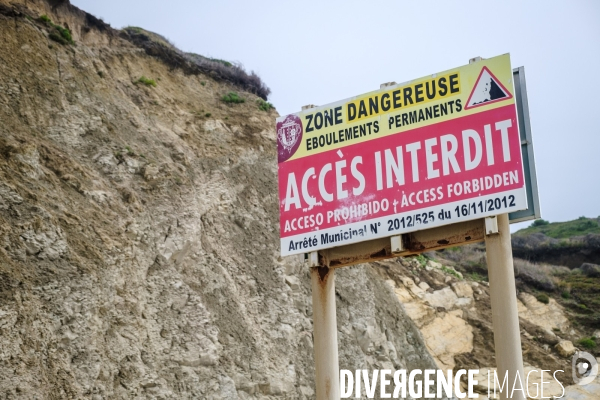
[72,0,600,231]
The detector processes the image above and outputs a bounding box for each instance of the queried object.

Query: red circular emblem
[277,114,303,163]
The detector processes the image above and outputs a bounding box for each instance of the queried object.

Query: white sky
[72,0,600,231]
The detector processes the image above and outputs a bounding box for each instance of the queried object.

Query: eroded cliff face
[0,1,439,398]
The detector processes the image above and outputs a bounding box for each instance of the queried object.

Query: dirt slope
[0,1,439,398]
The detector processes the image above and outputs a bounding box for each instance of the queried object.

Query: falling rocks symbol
[465,66,512,109]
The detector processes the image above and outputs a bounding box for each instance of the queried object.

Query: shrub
[536,293,550,304]
[204,113,211,118]
[581,263,600,278]
[137,76,157,87]
[531,219,549,227]
[571,268,583,275]
[124,26,174,47]
[55,25,73,43]
[222,92,244,104]
[38,15,74,45]
[561,291,571,299]
[49,32,68,45]
[258,99,274,111]
[578,337,596,349]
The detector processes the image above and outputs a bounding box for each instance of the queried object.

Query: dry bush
[121,28,271,100]
[439,244,488,276]
[185,53,271,100]
[513,258,569,291]
[581,263,600,277]
[439,245,575,291]
[512,232,555,249]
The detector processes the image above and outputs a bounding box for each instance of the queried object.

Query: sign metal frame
[509,66,541,223]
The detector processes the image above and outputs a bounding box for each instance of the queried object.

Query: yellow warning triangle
[465,66,512,109]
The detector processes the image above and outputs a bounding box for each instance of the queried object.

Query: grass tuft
[465,272,486,282]
[415,254,427,267]
[209,58,232,67]
[536,293,550,304]
[126,26,143,34]
[578,337,596,349]
[258,99,274,111]
[441,265,462,279]
[222,92,244,104]
[137,76,157,87]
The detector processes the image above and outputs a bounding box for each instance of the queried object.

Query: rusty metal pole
[485,214,526,400]
[303,102,340,399]
[310,260,340,400]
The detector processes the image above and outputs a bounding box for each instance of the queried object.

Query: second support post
[485,214,526,400]
[310,264,340,400]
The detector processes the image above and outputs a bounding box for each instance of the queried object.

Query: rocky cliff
[0,1,439,398]
[511,217,600,268]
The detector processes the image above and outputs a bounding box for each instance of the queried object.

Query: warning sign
[465,66,512,109]
[277,54,527,256]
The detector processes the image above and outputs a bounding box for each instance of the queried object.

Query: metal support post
[485,213,526,400]
[310,264,340,400]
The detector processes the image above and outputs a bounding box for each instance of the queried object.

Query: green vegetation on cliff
[38,14,74,45]
[514,216,600,239]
